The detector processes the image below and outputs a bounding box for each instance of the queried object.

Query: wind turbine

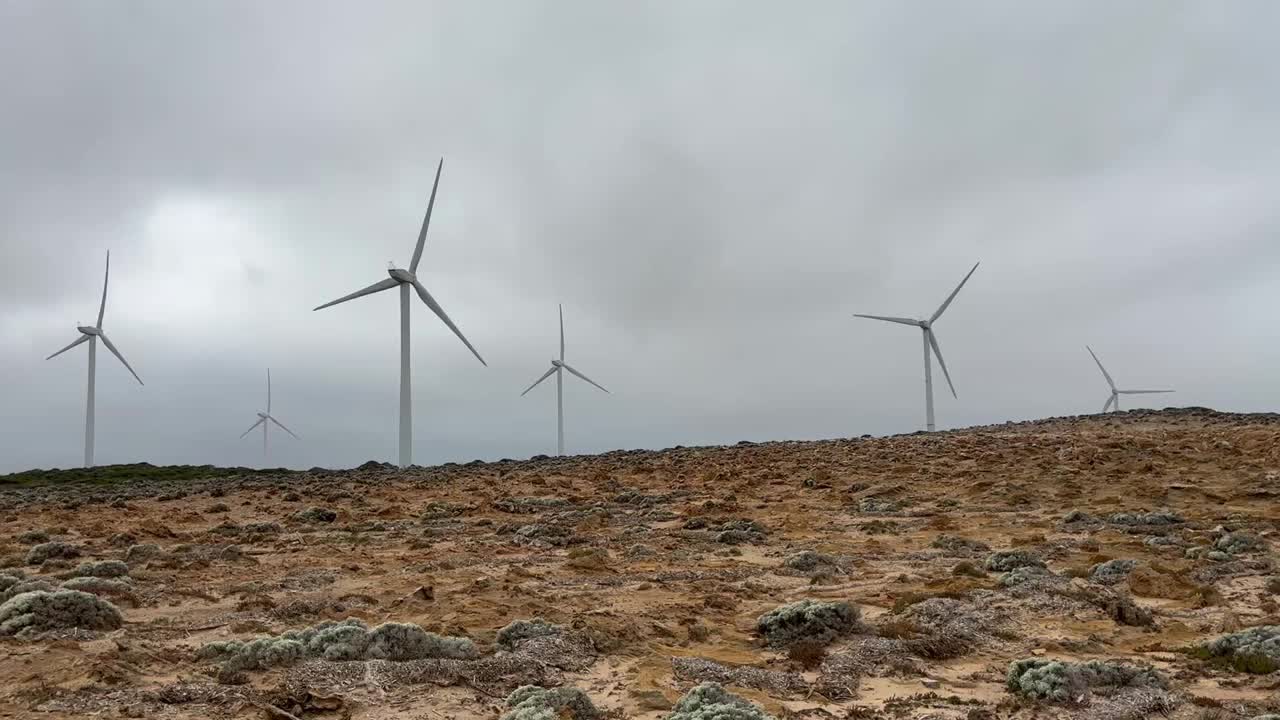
[45,251,143,467]
[520,305,609,456]
[854,262,979,432]
[313,158,485,468]
[239,368,299,461]
[1086,346,1174,413]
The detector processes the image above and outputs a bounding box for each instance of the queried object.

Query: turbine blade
[562,362,609,394]
[410,280,486,366]
[409,158,443,274]
[1103,394,1115,412]
[559,303,565,362]
[239,417,266,439]
[46,334,89,360]
[313,277,399,311]
[97,250,110,328]
[267,414,300,439]
[1086,346,1116,390]
[98,333,143,385]
[930,261,980,323]
[520,365,557,396]
[267,368,272,413]
[853,314,918,327]
[926,329,957,398]
[1118,389,1175,394]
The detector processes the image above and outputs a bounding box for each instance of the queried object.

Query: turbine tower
[521,305,609,456]
[45,251,144,467]
[854,262,979,432]
[313,158,485,468]
[239,368,299,461]
[1087,346,1174,412]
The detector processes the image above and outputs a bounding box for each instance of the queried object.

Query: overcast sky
[1,1,1277,473]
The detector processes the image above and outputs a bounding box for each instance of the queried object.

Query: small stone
[921,678,940,689]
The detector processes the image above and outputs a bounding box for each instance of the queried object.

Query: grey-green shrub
[61,576,134,599]
[1201,625,1280,666]
[756,599,860,648]
[1109,511,1182,526]
[25,542,80,565]
[999,565,1056,588]
[1089,559,1137,585]
[124,544,162,563]
[931,535,991,554]
[501,686,600,720]
[985,550,1045,572]
[0,574,24,594]
[197,618,477,674]
[783,551,836,571]
[1006,659,1165,703]
[291,507,337,523]
[497,618,565,650]
[0,590,123,635]
[1215,532,1260,555]
[666,682,775,720]
[17,530,50,544]
[1,579,56,603]
[72,560,130,578]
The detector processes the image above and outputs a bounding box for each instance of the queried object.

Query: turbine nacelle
[387,268,416,283]
[77,325,101,336]
[257,412,268,419]
[551,360,564,368]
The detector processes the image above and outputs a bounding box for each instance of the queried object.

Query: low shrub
[72,560,130,578]
[783,551,836,571]
[291,507,337,523]
[197,618,476,674]
[25,542,80,565]
[501,686,600,720]
[0,589,123,635]
[666,682,775,720]
[756,599,860,648]
[1089,558,1137,585]
[1006,658,1166,703]
[985,550,1045,573]
[497,618,565,650]
[1194,626,1280,673]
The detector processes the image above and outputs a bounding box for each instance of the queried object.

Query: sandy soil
[2,407,1279,719]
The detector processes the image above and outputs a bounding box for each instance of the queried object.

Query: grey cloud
[1,1,1278,472]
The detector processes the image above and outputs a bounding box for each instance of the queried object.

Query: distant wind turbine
[521,305,609,456]
[1086,346,1174,413]
[312,158,485,468]
[239,368,299,461]
[854,262,979,432]
[45,251,144,467]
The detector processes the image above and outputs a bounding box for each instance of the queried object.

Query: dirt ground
[2,407,1280,719]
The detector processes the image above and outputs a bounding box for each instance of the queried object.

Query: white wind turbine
[521,305,609,456]
[239,368,299,461]
[313,158,485,468]
[45,251,144,467]
[1087,346,1174,413]
[854,262,979,432]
